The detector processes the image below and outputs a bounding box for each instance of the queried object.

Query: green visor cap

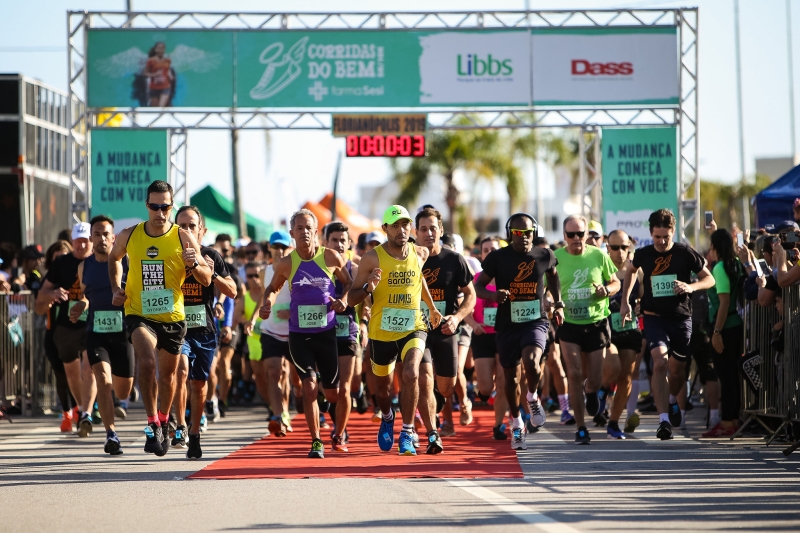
[382,205,412,225]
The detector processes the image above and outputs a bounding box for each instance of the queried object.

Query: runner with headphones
[475,213,563,450]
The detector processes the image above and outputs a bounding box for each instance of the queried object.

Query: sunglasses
[608,244,630,251]
[246,273,260,279]
[245,250,259,255]
[565,231,585,239]
[510,228,534,237]
[147,203,173,212]
[587,234,601,240]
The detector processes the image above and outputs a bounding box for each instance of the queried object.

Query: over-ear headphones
[505,213,538,241]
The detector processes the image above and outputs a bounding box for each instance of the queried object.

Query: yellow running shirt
[368,243,427,342]
[124,222,187,323]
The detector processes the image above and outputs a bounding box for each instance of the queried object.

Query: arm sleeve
[712,262,731,294]
[221,295,235,328]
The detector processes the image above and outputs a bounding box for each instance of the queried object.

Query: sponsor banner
[332,113,426,137]
[89,129,168,228]
[532,27,678,106]
[602,126,678,247]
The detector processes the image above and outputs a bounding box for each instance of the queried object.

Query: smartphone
[757,259,768,276]
[787,232,800,243]
[737,233,745,247]
[704,211,713,229]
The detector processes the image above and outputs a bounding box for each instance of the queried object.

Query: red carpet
[189,408,523,479]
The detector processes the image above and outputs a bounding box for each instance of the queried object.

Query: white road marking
[449,479,582,533]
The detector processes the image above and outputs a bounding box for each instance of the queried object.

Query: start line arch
[67,7,699,245]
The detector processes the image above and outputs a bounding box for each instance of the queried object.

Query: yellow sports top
[368,243,427,342]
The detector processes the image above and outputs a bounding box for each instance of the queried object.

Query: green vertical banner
[90,129,168,228]
[602,126,678,247]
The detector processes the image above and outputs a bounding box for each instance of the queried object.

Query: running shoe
[398,431,416,456]
[459,399,473,426]
[281,411,293,433]
[668,402,682,427]
[511,427,527,450]
[78,412,93,438]
[355,393,369,415]
[308,439,324,459]
[144,423,165,456]
[606,420,626,440]
[371,410,382,424]
[269,415,287,437]
[171,425,187,448]
[199,414,208,433]
[104,432,123,456]
[624,413,640,433]
[378,411,395,452]
[597,388,608,418]
[411,431,420,449]
[161,422,171,455]
[92,403,102,424]
[187,434,202,460]
[439,421,456,437]
[560,410,576,425]
[493,424,508,440]
[128,387,140,403]
[320,413,331,430]
[218,400,227,418]
[60,411,73,433]
[205,400,217,423]
[426,431,444,455]
[528,397,546,428]
[71,407,80,428]
[114,405,128,420]
[575,426,591,445]
[542,397,558,413]
[656,421,673,440]
[593,411,609,427]
[701,423,737,438]
[585,390,600,417]
[331,434,349,452]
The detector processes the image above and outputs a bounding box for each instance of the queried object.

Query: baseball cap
[588,220,604,236]
[71,222,90,240]
[440,233,456,249]
[20,245,44,261]
[382,205,412,225]
[366,230,387,245]
[775,220,800,233]
[269,230,291,247]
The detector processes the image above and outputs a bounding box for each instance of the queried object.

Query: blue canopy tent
[754,164,800,228]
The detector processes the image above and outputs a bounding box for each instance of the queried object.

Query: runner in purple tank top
[259,209,353,459]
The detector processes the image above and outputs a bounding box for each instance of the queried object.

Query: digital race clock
[345,135,426,157]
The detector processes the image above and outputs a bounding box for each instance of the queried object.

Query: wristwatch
[553,301,565,310]
[713,329,722,335]
[211,272,219,281]
[189,259,199,271]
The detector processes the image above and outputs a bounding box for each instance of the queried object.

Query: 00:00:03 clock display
[345,134,425,157]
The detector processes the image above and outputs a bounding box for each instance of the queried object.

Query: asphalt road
[1,404,798,533]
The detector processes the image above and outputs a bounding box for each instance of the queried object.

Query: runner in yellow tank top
[108,180,212,458]
[349,205,445,456]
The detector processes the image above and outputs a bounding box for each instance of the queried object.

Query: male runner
[69,215,134,454]
[619,209,714,440]
[259,209,352,459]
[323,221,363,451]
[555,215,619,444]
[605,229,645,439]
[349,205,444,456]
[38,222,95,437]
[476,213,562,450]
[175,205,236,459]
[109,180,212,456]
[415,207,476,437]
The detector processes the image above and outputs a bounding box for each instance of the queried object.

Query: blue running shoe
[668,402,682,427]
[398,431,416,455]
[560,410,576,425]
[377,411,394,452]
[200,413,208,433]
[597,388,608,417]
[606,420,626,440]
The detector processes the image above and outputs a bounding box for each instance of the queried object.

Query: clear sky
[1,0,794,219]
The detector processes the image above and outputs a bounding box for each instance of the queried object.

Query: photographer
[770,221,800,288]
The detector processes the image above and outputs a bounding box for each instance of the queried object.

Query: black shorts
[370,331,428,377]
[53,326,86,364]
[495,319,550,369]
[610,329,644,353]
[557,319,611,353]
[425,332,459,378]
[86,332,135,378]
[643,314,692,361]
[235,324,249,357]
[471,332,497,360]
[337,340,359,357]
[689,330,717,383]
[218,327,237,349]
[288,328,339,389]
[125,315,186,355]
[458,325,473,347]
[259,333,290,361]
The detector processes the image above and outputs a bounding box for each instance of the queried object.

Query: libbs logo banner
[457,54,513,76]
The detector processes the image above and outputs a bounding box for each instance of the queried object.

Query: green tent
[191,185,271,242]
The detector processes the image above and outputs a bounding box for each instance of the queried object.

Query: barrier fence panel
[782,285,800,443]
[0,292,35,416]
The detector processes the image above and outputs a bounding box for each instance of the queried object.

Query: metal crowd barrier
[735,285,800,455]
[0,291,35,416]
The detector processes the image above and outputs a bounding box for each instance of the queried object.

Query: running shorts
[495,319,550,369]
[424,331,459,378]
[557,319,611,353]
[288,328,339,389]
[369,331,428,377]
[337,340,359,357]
[458,324,473,347]
[181,331,217,381]
[53,326,86,364]
[642,314,692,361]
[610,329,644,353]
[470,332,497,360]
[125,315,186,355]
[86,332,135,378]
[257,333,290,361]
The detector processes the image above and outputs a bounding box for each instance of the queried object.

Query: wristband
[362,282,372,295]
[553,301,565,310]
